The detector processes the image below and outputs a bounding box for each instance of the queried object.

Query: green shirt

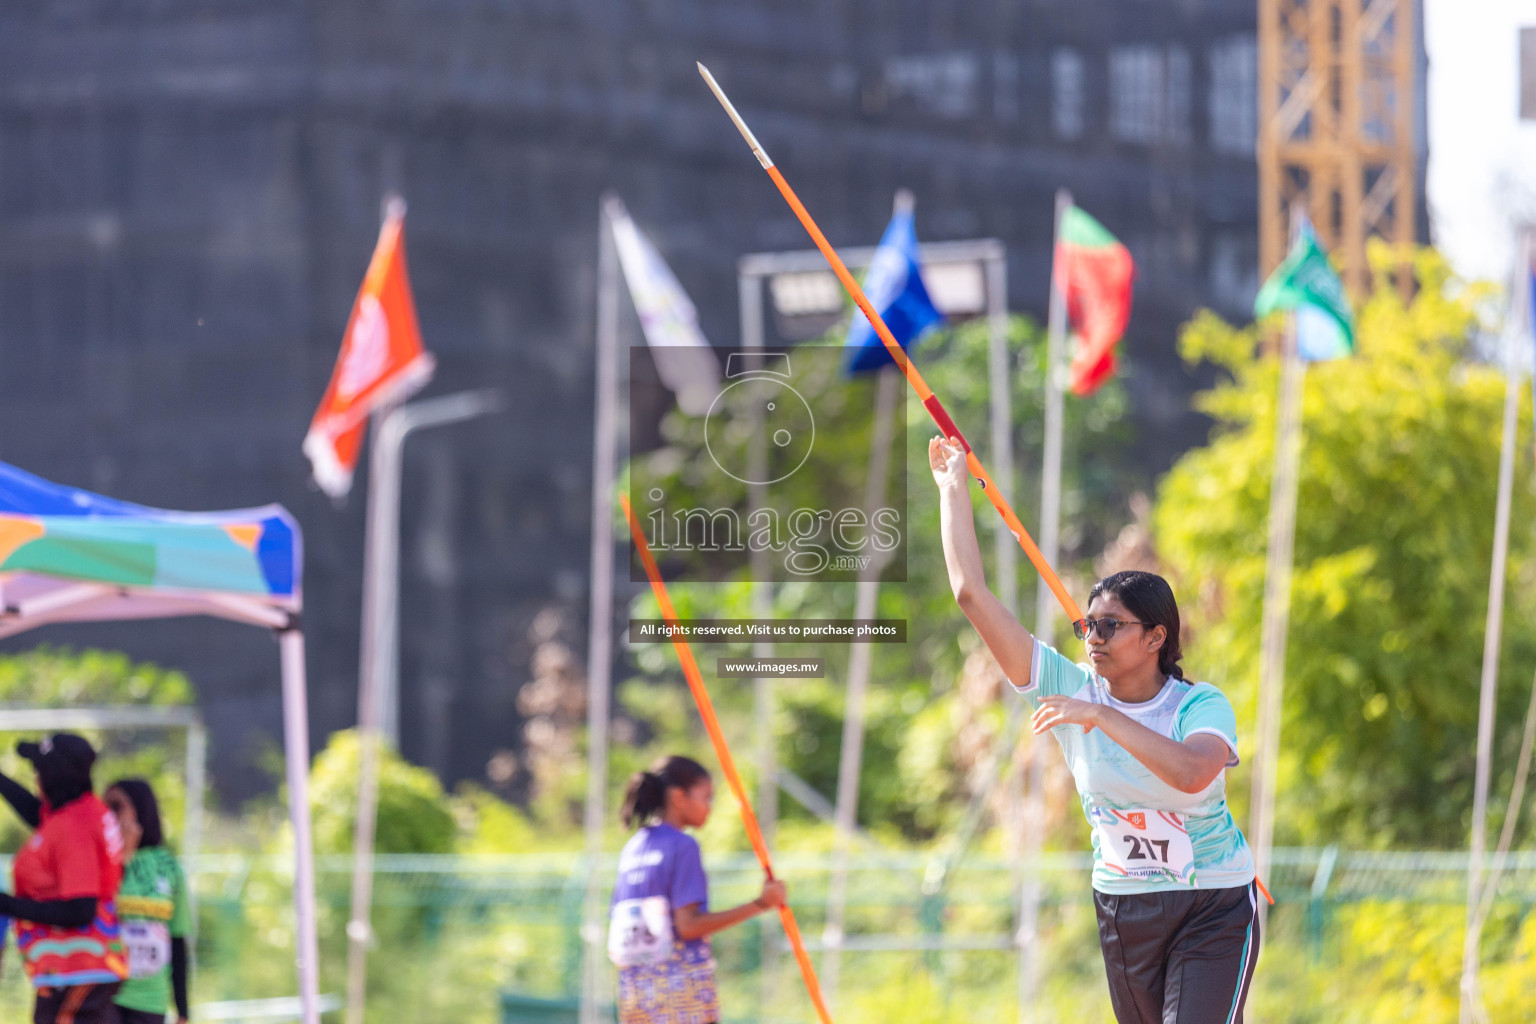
[113,846,190,1015]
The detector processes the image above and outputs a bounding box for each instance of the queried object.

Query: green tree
[0,646,194,851]
[1154,244,1534,848]
[306,729,457,855]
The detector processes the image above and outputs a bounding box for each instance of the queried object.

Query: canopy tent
[0,461,321,1024]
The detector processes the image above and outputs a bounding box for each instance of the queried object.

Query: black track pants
[33,982,122,1024]
[114,1008,169,1024]
[1094,882,1261,1024]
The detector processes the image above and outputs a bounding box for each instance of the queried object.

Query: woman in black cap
[0,733,129,1023]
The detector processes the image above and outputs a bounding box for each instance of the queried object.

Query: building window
[1052,48,1085,140]
[1109,45,1192,146]
[884,53,980,119]
[1166,46,1191,144]
[994,51,1019,123]
[1110,46,1163,143]
[1209,37,1258,156]
[1209,232,1259,312]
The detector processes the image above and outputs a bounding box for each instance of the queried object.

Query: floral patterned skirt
[616,942,719,1024]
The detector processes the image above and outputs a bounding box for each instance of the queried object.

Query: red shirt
[12,793,129,986]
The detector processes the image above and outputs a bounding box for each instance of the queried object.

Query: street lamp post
[346,389,503,1024]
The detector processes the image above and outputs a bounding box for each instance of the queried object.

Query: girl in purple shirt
[608,756,786,1024]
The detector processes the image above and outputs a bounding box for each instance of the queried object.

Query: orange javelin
[696,62,1085,627]
[619,493,835,1024]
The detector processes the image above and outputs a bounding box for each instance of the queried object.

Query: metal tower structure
[1259,0,1419,293]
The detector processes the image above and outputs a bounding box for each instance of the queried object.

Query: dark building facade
[0,1,1315,803]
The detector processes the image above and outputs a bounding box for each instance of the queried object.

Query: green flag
[1254,228,1355,360]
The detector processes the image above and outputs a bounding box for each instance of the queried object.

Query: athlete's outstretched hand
[1032,695,1103,736]
[929,435,967,491]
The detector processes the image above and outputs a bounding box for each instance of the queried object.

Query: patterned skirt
[616,942,719,1024]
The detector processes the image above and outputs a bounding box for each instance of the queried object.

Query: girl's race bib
[123,920,171,978]
[1092,808,1197,886]
[607,896,674,967]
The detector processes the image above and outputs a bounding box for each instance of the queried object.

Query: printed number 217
[1123,836,1170,862]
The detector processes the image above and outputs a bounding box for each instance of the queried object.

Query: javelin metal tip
[695,61,773,169]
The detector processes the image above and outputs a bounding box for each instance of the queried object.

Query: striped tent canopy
[0,461,300,639]
[0,459,321,1023]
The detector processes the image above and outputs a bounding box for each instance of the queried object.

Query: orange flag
[303,198,436,497]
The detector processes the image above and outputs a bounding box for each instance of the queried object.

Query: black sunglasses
[1072,617,1151,641]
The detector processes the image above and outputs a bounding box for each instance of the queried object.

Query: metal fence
[2,849,1534,1022]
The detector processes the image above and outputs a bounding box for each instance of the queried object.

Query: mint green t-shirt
[1013,640,1256,894]
[113,845,190,1015]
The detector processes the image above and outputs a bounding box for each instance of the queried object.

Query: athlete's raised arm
[930,435,1035,689]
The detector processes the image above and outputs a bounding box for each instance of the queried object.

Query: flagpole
[342,196,412,1024]
[988,228,1019,633]
[819,361,900,1006]
[345,391,499,1024]
[1013,186,1071,1023]
[579,194,623,1024]
[1249,209,1307,929]
[1035,188,1071,646]
[345,404,395,1024]
[1459,351,1515,1022]
[822,189,923,1005]
[1459,235,1527,1024]
[983,240,1024,1017]
[736,266,781,1009]
[1465,230,1536,946]
[1034,187,1069,604]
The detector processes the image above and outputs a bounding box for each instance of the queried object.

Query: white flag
[606,197,721,416]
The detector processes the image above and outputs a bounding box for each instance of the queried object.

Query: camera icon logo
[703,353,816,485]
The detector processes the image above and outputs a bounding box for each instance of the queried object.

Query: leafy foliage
[307,728,457,855]
[0,646,194,852]
[1155,244,1535,847]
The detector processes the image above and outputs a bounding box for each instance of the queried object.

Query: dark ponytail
[1088,570,1186,680]
[620,755,711,829]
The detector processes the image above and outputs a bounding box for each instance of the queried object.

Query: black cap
[17,733,96,775]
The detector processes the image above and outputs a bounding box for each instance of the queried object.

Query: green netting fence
[0,849,1532,1022]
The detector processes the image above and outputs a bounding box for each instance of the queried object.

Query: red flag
[1054,206,1135,396]
[304,199,435,497]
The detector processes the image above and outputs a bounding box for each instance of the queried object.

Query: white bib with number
[607,896,675,968]
[123,920,171,979]
[1092,808,1197,886]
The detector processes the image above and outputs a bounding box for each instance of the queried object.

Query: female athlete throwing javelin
[931,436,1259,1024]
[608,756,786,1024]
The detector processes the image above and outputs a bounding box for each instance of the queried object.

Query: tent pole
[280,628,321,1024]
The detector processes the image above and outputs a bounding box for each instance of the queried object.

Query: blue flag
[843,206,943,373]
